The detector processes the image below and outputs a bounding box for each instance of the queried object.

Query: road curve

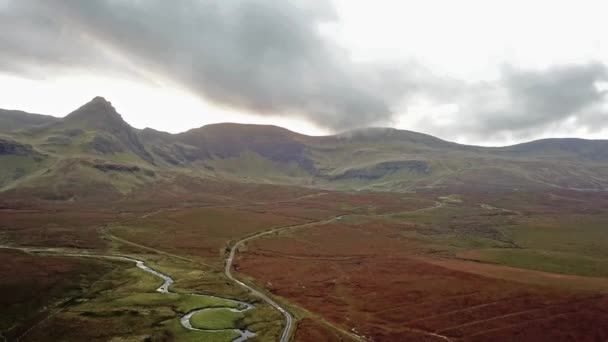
[225,215,346,342]
[226,233,295,342]
[224,199,444,342]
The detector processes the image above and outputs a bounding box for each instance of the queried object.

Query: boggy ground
[18,253,284,342]
[107,190,428,267]
[3,184,608,341]
[294,319,352,342]
[237,192,608,341]
[0,182,428,341]
[0,248,113,341]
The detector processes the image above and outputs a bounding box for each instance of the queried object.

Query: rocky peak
[63,96,127,131]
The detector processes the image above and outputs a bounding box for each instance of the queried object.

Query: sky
[1,0,607,145]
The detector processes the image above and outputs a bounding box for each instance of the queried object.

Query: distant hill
[494,138,608,162]
[1,97,607,200]
[0,109,59,133]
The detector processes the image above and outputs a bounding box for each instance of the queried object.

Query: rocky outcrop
[93,163,155,177]
[328,160,430,181]
[0,138,36,156]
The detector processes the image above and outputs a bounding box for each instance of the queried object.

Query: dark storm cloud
[0,3,90,72]
[1,0,608,139]
[0,0,409,129]
[0,1,142,79]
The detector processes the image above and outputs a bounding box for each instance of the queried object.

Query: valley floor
[1,183,608,341]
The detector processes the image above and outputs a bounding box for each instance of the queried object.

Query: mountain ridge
[3,97,606,148]
[1,97,608,200]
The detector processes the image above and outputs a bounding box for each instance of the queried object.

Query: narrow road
[224,199,444,342]
[225,214,349,342]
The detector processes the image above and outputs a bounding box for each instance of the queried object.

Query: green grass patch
[464,248,608,278]
[464,216,608,278]
[114,293,243,313]
[508,217,608,259]
[190,308,245,330]
[164,318,241,342]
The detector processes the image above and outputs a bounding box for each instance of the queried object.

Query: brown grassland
[0,248,114,341]
[236,190,608,341]
[2,180,608,341]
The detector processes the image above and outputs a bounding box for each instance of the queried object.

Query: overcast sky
[1,0,607,145]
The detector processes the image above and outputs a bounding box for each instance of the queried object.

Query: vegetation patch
[190,308,245,330]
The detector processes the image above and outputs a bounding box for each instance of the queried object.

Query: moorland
[1,98,608,341]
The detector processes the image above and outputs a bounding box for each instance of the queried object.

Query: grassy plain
[2,186,608,341]
[237,191,608,341]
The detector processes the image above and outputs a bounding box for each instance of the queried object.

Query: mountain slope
[59,97,155,165]
[0,109,59,133]
[1,97,608,199]
[496,138,608,162]
[0,98,159,199]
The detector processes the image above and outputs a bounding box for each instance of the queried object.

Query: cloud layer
[421,63,608,141]
[1,0,411,129]
[1,0,607,141]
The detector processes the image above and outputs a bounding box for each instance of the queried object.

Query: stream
[125,257,257,342]
[61,255,257,342]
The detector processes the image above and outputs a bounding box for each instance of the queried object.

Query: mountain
[0,98,159,200]
[1,97,608,200]
[60,97,155,164]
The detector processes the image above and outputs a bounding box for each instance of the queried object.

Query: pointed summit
[89,96,114,108]
[63,96,127,131]
[69,96,118,116]
[60,97,155,164]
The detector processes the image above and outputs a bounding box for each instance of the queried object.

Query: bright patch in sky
[0,73,328,135]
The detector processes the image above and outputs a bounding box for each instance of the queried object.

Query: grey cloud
[0,2,140,79]
[1,0,408,129]
[1,1,608,141]
[420,63,608,142]
[495,63,607,130]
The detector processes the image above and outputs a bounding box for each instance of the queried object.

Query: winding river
[65,254,258,342]
[127,257,257,341]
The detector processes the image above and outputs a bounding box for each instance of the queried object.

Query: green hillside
[1,97,607,200]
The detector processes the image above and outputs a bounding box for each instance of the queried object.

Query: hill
[0,109,59,133]
[1,97,607,200]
